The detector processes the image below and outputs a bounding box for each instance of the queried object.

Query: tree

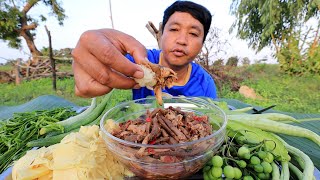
[212,58,224,67]
[230,0,320,74]
[241,57,250,66]
[0,0,66,62]
[195,27,228,69]
[230,0,319,52]
[226,56,239,66]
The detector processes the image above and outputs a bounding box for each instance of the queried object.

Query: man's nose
[176,33,188,45]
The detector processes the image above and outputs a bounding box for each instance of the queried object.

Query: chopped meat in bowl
[100,97,227,179]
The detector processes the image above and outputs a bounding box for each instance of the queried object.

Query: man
[72,1,217,99]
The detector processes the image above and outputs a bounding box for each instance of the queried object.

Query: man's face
[160,12,204,69]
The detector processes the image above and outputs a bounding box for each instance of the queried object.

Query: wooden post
[45,25,57,91]
[15,59,21,85]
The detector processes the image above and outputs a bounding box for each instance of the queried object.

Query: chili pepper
[149,139,157,145]
[147,148,155,154]
[193,115,206,121]
[146,117,152,122]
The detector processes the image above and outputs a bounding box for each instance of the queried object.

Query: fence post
[15,59,22,85]
[45,25,57,91]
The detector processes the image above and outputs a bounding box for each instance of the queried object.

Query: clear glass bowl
[100,97,227,179]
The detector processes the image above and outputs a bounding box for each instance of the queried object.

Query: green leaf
[0,95,79,121]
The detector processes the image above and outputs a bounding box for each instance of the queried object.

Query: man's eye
[170,28,178,31]
[190,33,199,37]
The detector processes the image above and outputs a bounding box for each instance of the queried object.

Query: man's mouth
[171,49,186,57]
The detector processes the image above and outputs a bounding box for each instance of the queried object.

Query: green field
[1,64,319,114]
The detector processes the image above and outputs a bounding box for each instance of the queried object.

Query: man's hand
[72,29,146,97]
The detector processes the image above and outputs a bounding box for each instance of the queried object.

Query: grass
[0,77,87,106]
[0,64,13,72]
[220,64,320,114]
[1,64,319,114]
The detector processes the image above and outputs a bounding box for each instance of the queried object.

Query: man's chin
[167,62,189,70]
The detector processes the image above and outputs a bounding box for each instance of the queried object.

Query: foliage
[226,56,239,66]
[195,27,228,68]
[277,28,320,75]
[0,77,132,107]
[0,0,66,57]
[230,0,320,51]
[1,63,319,114]
[230,0,320,75]
[212,58,224,66]
[241,57,250,66]
[40,47,72,57]
[0,63,13,72]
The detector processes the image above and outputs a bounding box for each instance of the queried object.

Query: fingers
[72,29,148,97]
[73,44,138,87]
[73,61,112,97]
[101,29,148,64]
[81,29,145,79]
[73,61,137,97]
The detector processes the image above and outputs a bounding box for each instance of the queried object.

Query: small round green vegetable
[243,153,251,160]
[202,165,211,172]
[238,146,250,157]
[203,171,210,180]
[261,161,273,173]
[206,170,215,180]
[257,173,267,179]
[236,135,246,144]
[210,167,223,178]
[243,175,254,180]
[211,155,223,167]
[265,173,270,179]
[257,172,270,179]
[223,165,235,179]
[233,167,242,179]
[250,156,261,165]
[257,151,267,159]
[236,160,247,168]
[254,164,264,173]
[263,152,274,163]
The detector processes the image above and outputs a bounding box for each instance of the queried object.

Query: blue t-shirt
[126,49,218,100]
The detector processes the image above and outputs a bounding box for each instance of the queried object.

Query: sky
[0,0,277,64]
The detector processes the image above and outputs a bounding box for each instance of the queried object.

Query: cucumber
[27,128,79,147]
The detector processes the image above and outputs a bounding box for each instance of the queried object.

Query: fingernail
[133,70,144,78]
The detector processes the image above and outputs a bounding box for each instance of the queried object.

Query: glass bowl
[100,97,227,179]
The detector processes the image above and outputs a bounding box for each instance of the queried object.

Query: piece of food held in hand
[134,61,178,105]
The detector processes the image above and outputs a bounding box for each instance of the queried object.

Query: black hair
[162,1,212,42]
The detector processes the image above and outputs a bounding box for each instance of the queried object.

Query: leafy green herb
[0,107,76,173]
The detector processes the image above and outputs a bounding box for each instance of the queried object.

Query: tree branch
[10,0,16,8]
[19,23,37,31]
[22,0,40,14]
[146,21,162,48]
[271,34,280,54]
[21,23,37,30]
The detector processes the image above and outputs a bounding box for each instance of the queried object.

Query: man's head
[162,1,212,42]
[159,1,212,70]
